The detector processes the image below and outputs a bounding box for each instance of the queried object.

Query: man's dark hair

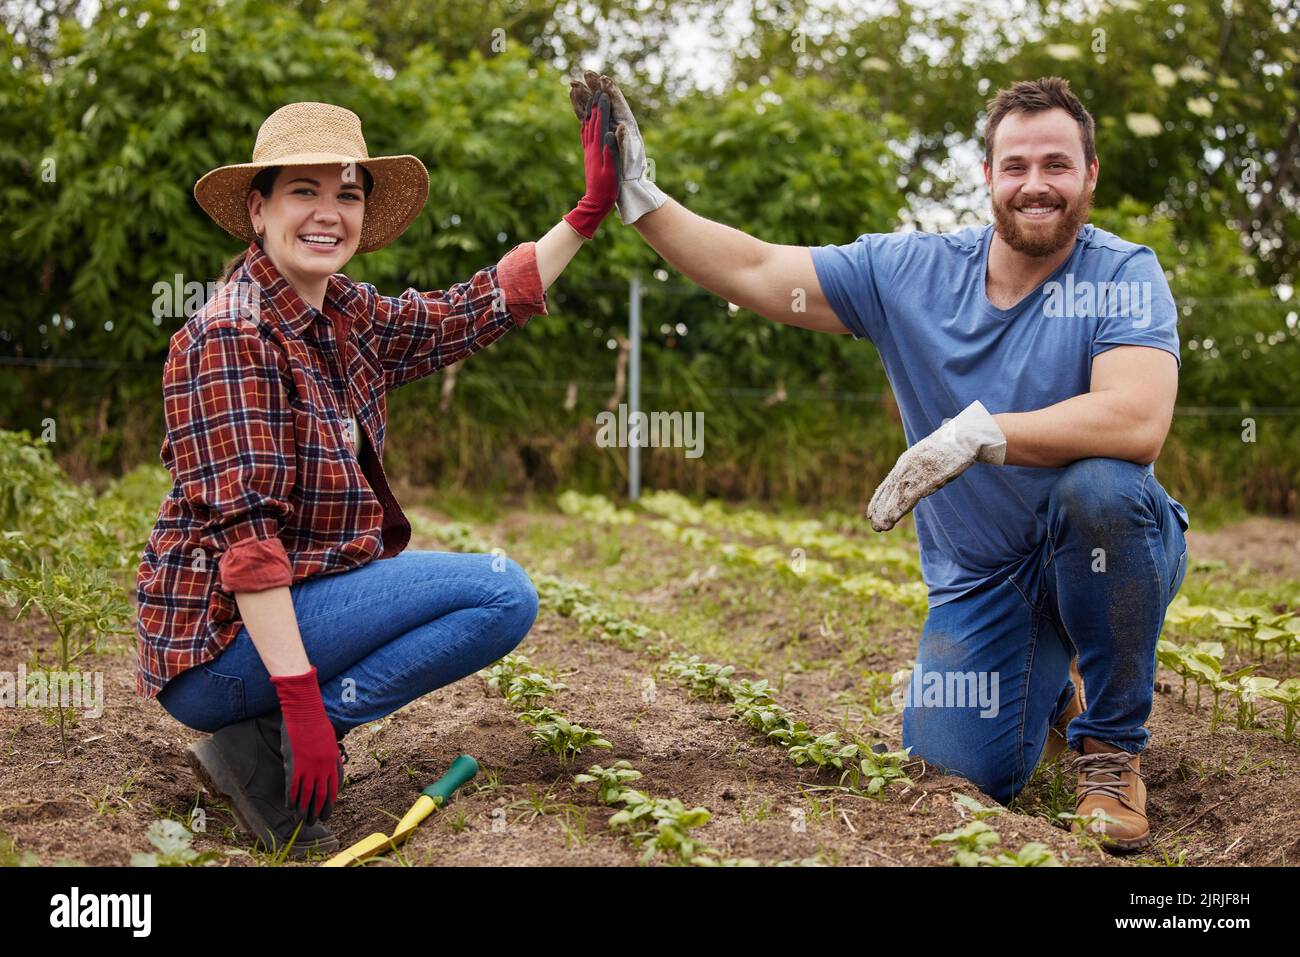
[984,76,1096,168]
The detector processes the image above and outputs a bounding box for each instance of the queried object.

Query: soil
[1,505,1296,868]
[1184,516,1300,580]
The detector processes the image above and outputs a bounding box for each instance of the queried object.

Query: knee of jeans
[1048,458,1143,531]
[904,709,1023,805]
[157,694,218,735]
[489,558,539,646]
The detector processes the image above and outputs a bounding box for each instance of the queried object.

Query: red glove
[562,90,620,239]
[270,667,343,824]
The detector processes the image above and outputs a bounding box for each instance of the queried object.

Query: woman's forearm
[234,586,312,676]
[536,220,587,289]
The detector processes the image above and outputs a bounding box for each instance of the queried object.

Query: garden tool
[321,754,479,867]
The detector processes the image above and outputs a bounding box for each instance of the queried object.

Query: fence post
[629,271,642,501]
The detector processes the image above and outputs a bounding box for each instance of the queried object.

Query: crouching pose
[135,94,620,857]
[571,71,1188,851]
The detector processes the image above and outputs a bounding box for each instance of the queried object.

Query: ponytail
[213,165,282,286]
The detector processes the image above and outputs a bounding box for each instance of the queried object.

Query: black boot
[187,709,341,859]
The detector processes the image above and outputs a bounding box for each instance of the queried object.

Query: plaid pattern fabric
[134,240,546,698]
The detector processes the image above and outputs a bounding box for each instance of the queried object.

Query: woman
[134,95,619,858]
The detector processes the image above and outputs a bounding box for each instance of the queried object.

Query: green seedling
[845,746,915,797]
[519,709,611,764]
[505,673,566,709]
[930,820,1002,866]
[130,820,226,867]
[953,793,1007,820]
[787,732,859,772]
[1259,677,1300,742]
[574,761,643,804]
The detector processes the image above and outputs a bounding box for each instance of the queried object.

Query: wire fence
[2,355,1297,417]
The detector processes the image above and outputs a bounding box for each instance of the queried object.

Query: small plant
[1259,678,1300,742]
[505,673,567,709]
[573,761,642,804]
[1057,809,1123,853]
[519,709,611,764]
[952,793,1007,820]
[788,732,859,772]
[482,654,534,696]
[930,820,1002,866]
[930,820,1060,867]
[606,791,715,865]
[844,746,915,797]
[130,820,225,867]
[660,654,735,700]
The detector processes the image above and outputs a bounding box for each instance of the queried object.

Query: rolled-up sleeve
[165,325,296,593]
[360,242,549,391]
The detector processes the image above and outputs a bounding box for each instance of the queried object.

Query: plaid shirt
[134,240,547,699]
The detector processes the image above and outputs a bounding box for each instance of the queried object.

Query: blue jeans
[900,458,1189,804]
[158,551,538,737]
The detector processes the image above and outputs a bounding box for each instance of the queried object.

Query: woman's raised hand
[561,89,620,239]
[568,70,666,225]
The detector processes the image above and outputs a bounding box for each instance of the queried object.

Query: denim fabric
[157,550,538,737]
[900,457,1189,804]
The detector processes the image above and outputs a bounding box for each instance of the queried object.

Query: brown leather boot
[1071,736,1149,852]
[1040,657,1085,766]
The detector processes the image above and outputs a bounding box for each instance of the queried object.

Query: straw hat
[194,101,430,254]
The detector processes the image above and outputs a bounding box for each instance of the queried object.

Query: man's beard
[992,183,1094,257]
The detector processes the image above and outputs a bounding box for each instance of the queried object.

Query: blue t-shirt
[811,222,1191,606]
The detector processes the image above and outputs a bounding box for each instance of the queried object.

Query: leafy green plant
[952,793,1008,820]
[930,820,1060,867]
[1259,678,1300,742]
[787,732,859,772]
[573,761,643,804]
[518,709,611,764]
[505,673,567,709]
[846,747,916,797]
[930,820,1003,866]
[129,820,225,867]
[659,654,735,700]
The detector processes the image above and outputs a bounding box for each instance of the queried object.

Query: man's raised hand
[567,69,666,224]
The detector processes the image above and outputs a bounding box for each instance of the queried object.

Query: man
[570,72,1189,852]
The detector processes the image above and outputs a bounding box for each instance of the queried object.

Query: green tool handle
[421,754,479,807]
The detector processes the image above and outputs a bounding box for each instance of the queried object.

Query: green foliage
[5,0,1298,508]
[659,652,916,798]
[930,819,1062,867]
[518,708,612,764]
[0,431,142,754]
[129,820,225,867]
[573,760,642,804]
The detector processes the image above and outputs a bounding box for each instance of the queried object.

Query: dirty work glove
[562,90,620,239]
[568,70,666,224]
[270,667,344,825]
[867,400,1007,532]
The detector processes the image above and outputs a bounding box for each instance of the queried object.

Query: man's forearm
[994,391,1167,468]
[234,586,312,676]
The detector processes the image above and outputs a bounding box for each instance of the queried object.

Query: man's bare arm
[993,346,1178,467]
[633,197,848,334]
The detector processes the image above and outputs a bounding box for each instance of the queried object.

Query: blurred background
[2,0,1297,517]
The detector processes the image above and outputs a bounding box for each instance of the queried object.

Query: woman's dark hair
[216,164,374,284]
